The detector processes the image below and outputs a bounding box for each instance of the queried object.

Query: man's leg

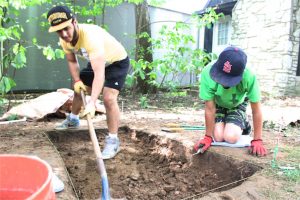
[101,57,129,159]
[71,92,83,115]
[55,61,93,130]
[71,86,92,114]
[55,92,83,130]
[103,87,120,134]
[100,87,121,160]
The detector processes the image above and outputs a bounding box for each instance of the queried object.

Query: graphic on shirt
[69,48,89,60]
[215,92,238,106]
[232,94,238,104]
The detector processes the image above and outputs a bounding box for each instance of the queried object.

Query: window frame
[212,15,232,55]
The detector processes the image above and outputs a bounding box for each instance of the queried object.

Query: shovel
[163,123,205,129]
[161,123,205,132]
[81,91,110,200]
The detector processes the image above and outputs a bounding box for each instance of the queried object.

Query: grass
[280,146,300,182]
[262,125,300,199]
[269,144,300,183]
[262,189,281,199]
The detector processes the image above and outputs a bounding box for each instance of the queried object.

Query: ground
[0,90,299,200]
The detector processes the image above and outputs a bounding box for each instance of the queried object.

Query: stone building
[198,0,300,96]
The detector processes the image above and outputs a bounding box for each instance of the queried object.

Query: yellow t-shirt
[60,24,127,64]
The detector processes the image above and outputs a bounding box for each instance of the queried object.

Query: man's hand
[82,101,96,118]
[193,135,213,153]
[74,80,87,94]
[248,139,267,156]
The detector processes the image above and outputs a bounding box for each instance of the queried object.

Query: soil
[46,128,260,200]
[0,92,299,200]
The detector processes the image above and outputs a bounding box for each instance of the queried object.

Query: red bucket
[0,154,56,200]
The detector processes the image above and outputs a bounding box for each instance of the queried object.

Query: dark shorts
[215,99,251,135]
[80,56,129,91]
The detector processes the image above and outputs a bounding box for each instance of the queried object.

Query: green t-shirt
[199,65,261,109]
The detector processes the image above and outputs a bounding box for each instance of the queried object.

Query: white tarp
[1,88,105,121]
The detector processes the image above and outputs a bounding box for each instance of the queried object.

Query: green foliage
[147,0,166,6]
[282,168,300,182]
[271,144,279,168]
[166,91,187,97]
[192,8,224,29]
[127,8,221,92]
[139,95,149,108]
[0,0,165,104]
[0,0,63,104]
[7,114,18,121]
[263,120,277,130]
[71,0,146,25]
[0,76,16,95]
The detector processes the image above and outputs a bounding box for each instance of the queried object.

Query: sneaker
[242,121,251,135]
[102,136,120,160]
[55,115,80,130]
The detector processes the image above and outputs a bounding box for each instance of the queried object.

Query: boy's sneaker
[242,121,251,135]
[55,115,80,130]
[102,136,120,160]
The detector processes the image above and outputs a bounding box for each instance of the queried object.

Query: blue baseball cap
[210,46,247,87]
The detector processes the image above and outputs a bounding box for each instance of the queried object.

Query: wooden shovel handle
[80,91,107,177]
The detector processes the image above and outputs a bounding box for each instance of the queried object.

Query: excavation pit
[47,128,261,200]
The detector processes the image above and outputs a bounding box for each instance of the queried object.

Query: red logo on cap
[223,61,232,73]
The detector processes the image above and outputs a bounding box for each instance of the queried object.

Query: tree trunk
[135,1,154,94]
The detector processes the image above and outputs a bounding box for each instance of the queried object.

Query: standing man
[194,46,267,156]
[47,5,129,159]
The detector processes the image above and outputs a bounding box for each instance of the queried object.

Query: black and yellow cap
[47,6,73,32]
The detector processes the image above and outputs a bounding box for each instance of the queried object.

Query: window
[212,15,231,55]
[218,21,229,45]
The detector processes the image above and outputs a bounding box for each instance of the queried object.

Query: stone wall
[291,0,300,95]
[231,0,300,96]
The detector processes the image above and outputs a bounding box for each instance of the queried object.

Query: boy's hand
[249,139,267,156]
[193,135,213,153]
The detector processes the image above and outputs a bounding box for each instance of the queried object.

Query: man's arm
[205,100,216,137]
[66,53,80,81]
[250,102,263,140]
[89,56,105,104]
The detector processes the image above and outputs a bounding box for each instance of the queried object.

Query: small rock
[163,185,175,192]
[156,189,167,197]
[129,171,140,181]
